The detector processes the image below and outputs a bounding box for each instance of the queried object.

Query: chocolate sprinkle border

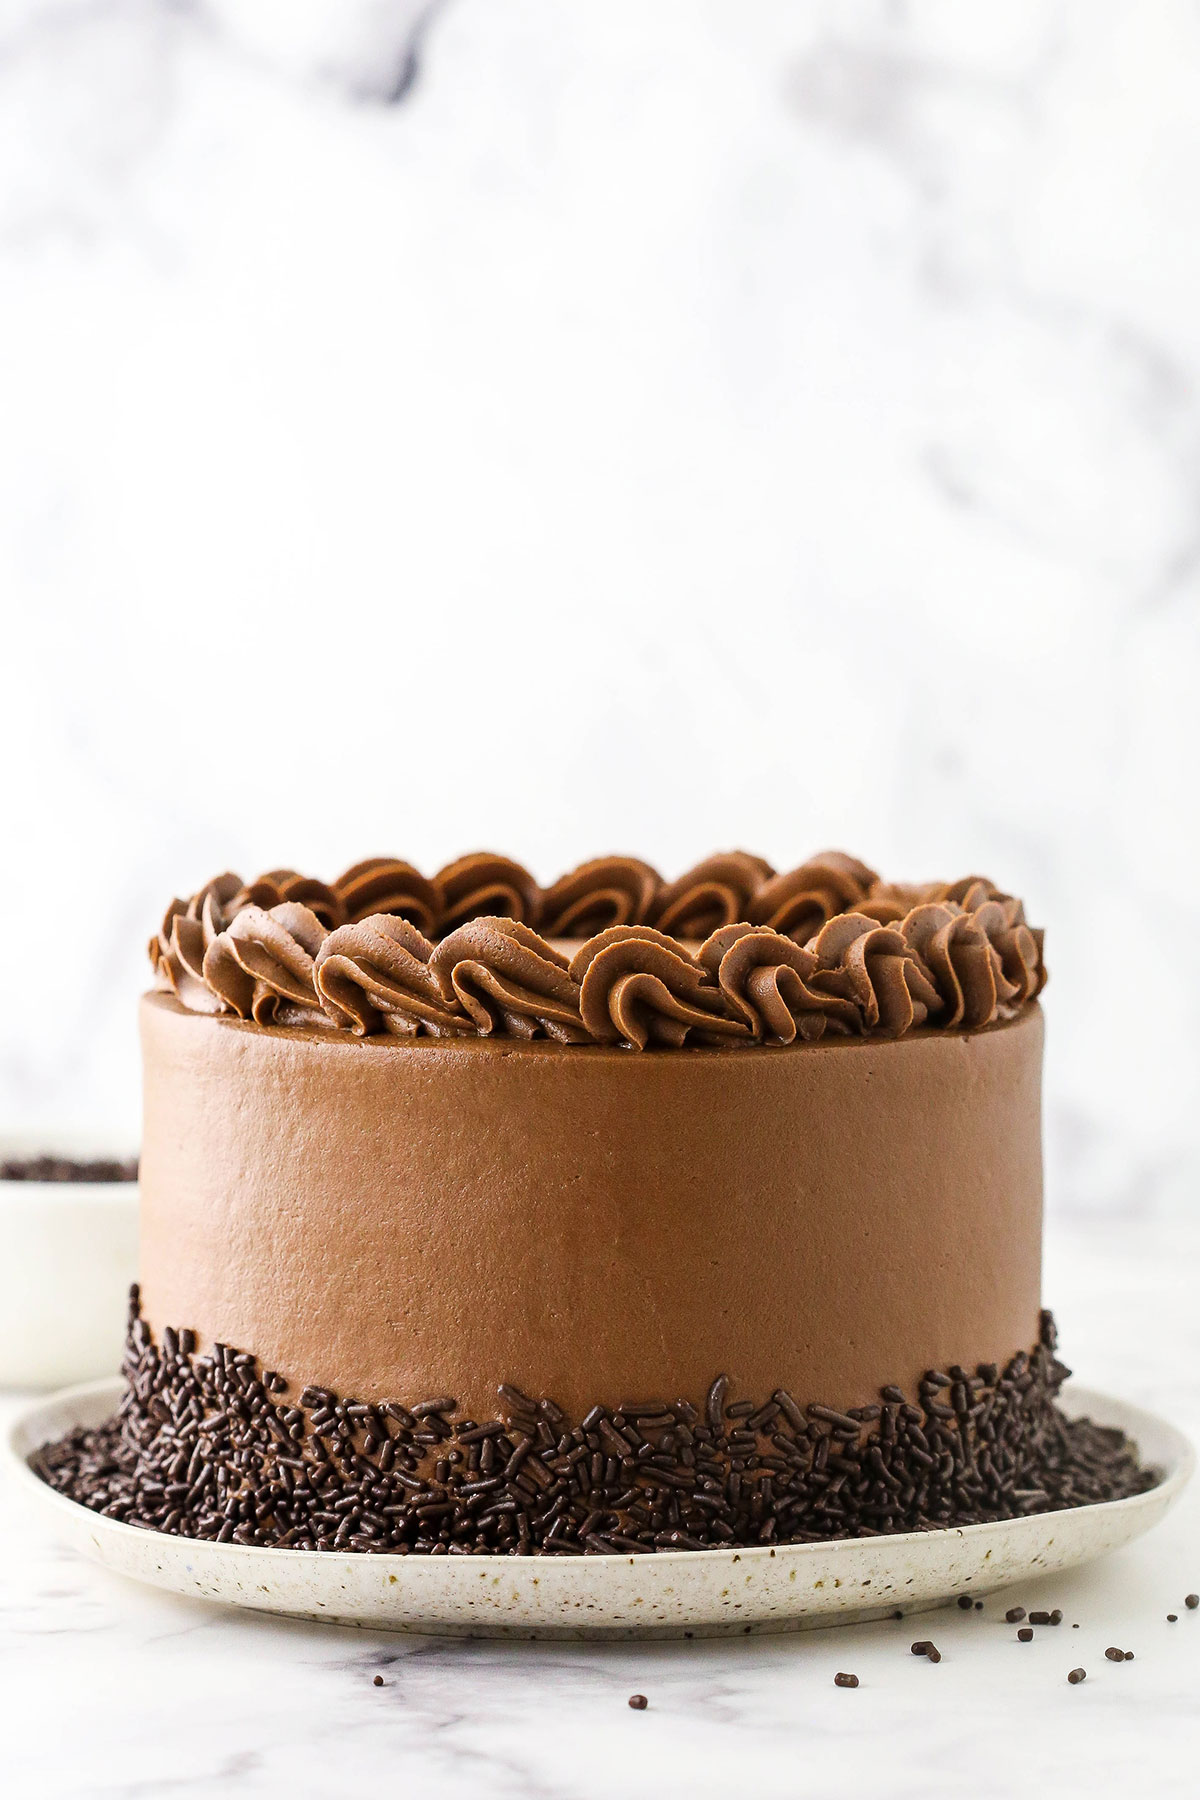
[30,1293,1156,1555]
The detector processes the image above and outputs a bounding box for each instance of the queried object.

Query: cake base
[11,1379,1187,1639]
[28,1294,1154,1555]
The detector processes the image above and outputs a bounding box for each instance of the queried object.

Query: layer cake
[35,850,1152,1552]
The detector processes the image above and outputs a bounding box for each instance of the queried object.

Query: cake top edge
[149,850,1046,1050]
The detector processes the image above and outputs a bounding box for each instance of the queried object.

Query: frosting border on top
[149,851,1046,1049]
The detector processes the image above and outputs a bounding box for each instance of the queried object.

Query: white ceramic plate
[8,1379,1191,1640]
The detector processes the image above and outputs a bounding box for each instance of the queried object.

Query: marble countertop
[1,1213,1197,1800]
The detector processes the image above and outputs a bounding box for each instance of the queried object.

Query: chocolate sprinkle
[1187,1595,1199,1610]
[1067,1667,1086,1684]
[628,1694,648,1710]
[1,1155,138,1183]
[1018,1628,1034,1642]
[29,1293,1157,1556]
[1104,1647,1124,1662]
[1006,1607,1026,1623]
[834,1673,859,1688]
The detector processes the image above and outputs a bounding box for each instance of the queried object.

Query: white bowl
[0,1135,138,1389]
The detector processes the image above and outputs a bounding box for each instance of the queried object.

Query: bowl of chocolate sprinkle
[0,1141,139,1389]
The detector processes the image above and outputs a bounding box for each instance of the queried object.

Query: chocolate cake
[34,850,1153,1552]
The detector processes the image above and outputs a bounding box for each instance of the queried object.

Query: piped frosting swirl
[539,856,661,938]
[746,852,878,941]
[430,920,588,1043]
[435,853,541,933]
[572,926,750,1049]
[333,860,440,933]
[649,852,776,938]
[150,850,1046,1048]
[203,902,331,1028]
[314,916,466,1038]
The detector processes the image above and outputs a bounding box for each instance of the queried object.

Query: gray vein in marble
[0,0,448,247]
[786,15,1061,196]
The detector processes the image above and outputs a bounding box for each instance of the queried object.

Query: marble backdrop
[1,1,1196,1217]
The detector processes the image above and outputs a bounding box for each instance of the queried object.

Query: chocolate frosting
[975,897,1046,1007]
[150,851,1046,1047]
[435,853,541,932]
[807,914,944,1035]
[429,919,589,1043]
[149,872,242,1015]
[314,916,466,1038]
[699,924,859,1043]
[232,870,343,929]
[572,926,749,1049]
[333,859,440,933]
[649,851,776,937]
[746,851,878,940]
[138,995,1045,1417]
[538,855,661,937]
[203,902,330,1028]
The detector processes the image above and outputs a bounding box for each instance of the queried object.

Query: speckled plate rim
[6,1379,1193,1639]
